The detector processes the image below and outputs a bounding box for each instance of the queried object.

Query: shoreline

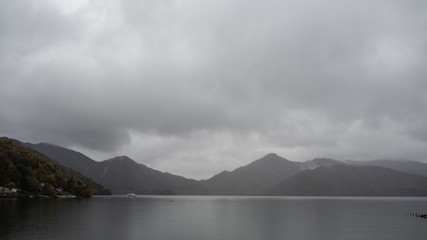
[0,194,30,199]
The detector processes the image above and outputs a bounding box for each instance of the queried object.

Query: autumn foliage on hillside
[0,137,108,197]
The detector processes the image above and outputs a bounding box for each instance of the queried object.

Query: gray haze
[1,0,427,179]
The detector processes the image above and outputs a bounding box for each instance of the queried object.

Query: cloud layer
[1,0,427,179]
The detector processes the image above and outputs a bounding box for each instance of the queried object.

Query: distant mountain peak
[202,153,301,195]
[264,153,280,158]
[38,142,57,146]
[259,153,290,161]
[33,142,70,150]
[30,142,82,154]
[106,155,135,163]
[253,153,290,165]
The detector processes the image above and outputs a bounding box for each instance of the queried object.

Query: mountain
[200,155,346,195]
[0,137,108,197]
[349,159,427,177]
[94,156,208,195]
[201,153,302,195]
[24,140,427,196]
[25,143,208,195]
[24,142,100,180]
[266,164,427,196]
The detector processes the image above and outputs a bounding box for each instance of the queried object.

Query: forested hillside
[0,137,110,197]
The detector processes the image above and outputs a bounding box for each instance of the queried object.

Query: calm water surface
[1,196,426,240]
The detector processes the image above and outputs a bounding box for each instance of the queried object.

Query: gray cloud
[1,0,427,179]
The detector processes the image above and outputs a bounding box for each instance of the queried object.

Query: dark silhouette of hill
[25,142,208,195]
[24,140,427,196]
[349,159,427,177]
[266,164,427,196]
[200,153,301,195]
[95,156,209,194]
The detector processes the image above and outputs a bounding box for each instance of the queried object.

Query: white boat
[127,193,136,198]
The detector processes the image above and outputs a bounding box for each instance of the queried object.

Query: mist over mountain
[298,158,345,170]
[23,139,427,196]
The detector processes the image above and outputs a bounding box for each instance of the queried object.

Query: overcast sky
[1,0,427,179]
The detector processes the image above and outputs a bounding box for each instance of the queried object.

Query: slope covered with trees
[0,137,110,197]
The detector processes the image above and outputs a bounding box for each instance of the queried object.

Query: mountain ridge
[266,164,427,196]
[200,153,301,195]
[21,139,427,196]
[25,142,209,195]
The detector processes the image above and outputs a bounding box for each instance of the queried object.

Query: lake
[1,196,426,240]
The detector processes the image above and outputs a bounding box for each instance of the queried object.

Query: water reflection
[1,196,427,240]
